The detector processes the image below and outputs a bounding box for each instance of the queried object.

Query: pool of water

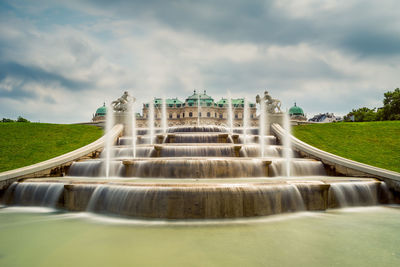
[1,206,400,266]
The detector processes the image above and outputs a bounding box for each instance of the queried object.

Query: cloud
[0,62,89,94]
[0,0,399,122]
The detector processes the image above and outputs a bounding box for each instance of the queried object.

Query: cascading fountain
[162,96,167,134]
[197,93,201,126]
[130,97,137,158]
[104,103,114,178]
[2,90,399,267]
[148,98,155,145]
[243,97,249,145]
[1,91,393,220]
[259,100,266,157]
[282,111,293,177]
[227,91,233,134]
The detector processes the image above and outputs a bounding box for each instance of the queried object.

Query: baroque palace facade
[138,90,258,127]
[92,90,307,126]
[93,90,258,127]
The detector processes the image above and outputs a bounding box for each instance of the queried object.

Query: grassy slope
[0,123,103,172]
[292,121,400,173]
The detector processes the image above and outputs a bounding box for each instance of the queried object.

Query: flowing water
[131,99,137,158]
[104,104,114,178]
[259,100,266,157]
[149,98,155,145]
[162,96,167,134]
[227,92,233,134]
[197,93,201,126]
[243,97,249,145]
[283,112,293,177]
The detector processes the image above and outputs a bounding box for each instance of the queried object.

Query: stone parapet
[271,123,400,196]
[0,124,124,190]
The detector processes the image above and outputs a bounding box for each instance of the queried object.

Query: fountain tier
[1,178,387,219]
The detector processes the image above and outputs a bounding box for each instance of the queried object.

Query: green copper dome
[289,103,304,115]
[186,90,214,106]
[95,103,107,116]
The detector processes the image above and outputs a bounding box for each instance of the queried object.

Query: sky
[0,0,399,123]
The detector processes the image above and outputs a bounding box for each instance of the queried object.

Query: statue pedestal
[114,112,134,136]
[265,113,284,135]
[268,113,284,126]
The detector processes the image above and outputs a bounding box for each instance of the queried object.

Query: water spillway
[110,144,283,158]
[0,125,393,219]
[2,182,64,208]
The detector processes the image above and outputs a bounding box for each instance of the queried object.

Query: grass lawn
[292,121,400,173]
[0,123,103,173]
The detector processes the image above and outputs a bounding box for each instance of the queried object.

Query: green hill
[292,121,400,173]
[0,123,103,172]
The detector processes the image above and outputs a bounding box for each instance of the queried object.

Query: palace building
[93,90,258,127]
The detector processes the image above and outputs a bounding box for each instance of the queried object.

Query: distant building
[92,103,107,122]
[289,103,307,121]
[309,113,341,123]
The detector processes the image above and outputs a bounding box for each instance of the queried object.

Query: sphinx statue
[111,91,136,112]
[256,91,282,114]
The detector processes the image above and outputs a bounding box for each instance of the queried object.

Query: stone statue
[256,91,282,113]
[111,91,136,112]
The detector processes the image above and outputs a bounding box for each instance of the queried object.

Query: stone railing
[271,123,400,186]
[0,124,124,190]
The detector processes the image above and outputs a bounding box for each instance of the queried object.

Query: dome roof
[95,103,107,116]
[186,90,214,102]
[185,90,214,106]
[289,103,304,115]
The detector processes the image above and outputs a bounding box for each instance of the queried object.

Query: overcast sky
[1,0,399,123]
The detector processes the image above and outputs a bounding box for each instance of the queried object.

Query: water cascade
[162,96,167,134]
[243,97,249,145]
[1,92,393,220]
[104,103,114,178]
[259,100,266,157]
[329,182,380,208]
[282,111,293,177]
[2,182,64,208]
[227,91,233,134]
[130,99,137,158]
[197,93,201,126]
[149,98,155,145]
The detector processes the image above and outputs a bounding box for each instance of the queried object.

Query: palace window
[199,112,201,117]
[169,113,172,119]
[219,114,223,119]
[189,112,193,117]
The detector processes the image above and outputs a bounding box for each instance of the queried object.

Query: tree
[344,88,400,122]
[1,118,15,122]
[344,107,377,122]
[382,88,400,120]
[17,116,30,123]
